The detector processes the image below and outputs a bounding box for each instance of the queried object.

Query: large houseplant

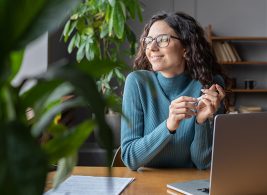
[62,0,143,147]
[63,0,142,99]
[0,0,124,194]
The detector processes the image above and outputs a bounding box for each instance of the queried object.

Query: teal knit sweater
[121,70,224,171]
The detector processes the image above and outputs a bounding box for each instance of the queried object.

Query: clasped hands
[166,84,225,131]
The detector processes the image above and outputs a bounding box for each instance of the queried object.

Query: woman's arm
[190,75,226,169]
[120,73,172,170]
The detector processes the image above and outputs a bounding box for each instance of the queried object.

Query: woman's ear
[183,49,187,58]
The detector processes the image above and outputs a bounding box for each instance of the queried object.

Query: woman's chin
[151,64,163,71]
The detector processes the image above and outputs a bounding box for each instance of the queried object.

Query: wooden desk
[46,166,209,194]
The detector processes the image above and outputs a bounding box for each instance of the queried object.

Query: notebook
[167,112,267,195]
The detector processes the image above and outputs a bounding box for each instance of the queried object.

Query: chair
[111,146,125,167]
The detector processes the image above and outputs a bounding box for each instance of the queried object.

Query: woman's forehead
[148,20,176,37]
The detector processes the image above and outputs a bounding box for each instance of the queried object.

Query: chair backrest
[111,146,125,167]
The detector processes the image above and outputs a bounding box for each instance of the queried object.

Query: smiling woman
[120,11,227,171]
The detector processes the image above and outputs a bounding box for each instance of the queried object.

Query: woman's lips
[150,55,164,61]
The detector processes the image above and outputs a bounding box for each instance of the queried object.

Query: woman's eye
[158,35,168,42]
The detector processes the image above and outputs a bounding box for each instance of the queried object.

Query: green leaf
[77,42,86,62]
[83,27,94,36]
[106,70,114,82]
[67,35,76,53]
[32,97,85,137]
[68,20,78,37]
[0,86,18,121]
[43,120,95,163]
[49,66,114,165]
[112,2,125,39]
[114,68,126,82]
[0,121,47,195]
[125,25,137,55]
[75,34,80,47]
[21,79,63,112]
[52,154,77,188]
[100,23,109,38]
[76,58,124,79]
[136,0,143,22]
[108,0,116,7]
[85,43,94,61]
[43,82,74,109]
[119,1,126,19]
[63,20,70,41]
[0,0,82,54]
[8,49,24,83]
[70,13,79,20]
[124,0,135,19]
[108,7,114,36]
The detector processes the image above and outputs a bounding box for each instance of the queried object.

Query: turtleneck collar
[156,71,191,101]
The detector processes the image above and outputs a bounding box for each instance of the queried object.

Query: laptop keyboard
[197,188,209,194]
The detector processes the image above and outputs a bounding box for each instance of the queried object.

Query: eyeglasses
[142,34,180,49]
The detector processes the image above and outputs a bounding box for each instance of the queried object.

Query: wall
[131,0,267,110]
[12,33,48,93]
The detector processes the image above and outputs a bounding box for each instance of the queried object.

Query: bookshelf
[206,25,267,93]
[206,25,267,112]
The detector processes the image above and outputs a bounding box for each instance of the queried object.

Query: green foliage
[62,0,143,109]
[0,0,132,194]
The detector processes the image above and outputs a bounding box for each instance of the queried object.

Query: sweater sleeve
[121,73,172,170]
[190,74,226,169]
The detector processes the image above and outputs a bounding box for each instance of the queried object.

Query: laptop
[167,112,267,195]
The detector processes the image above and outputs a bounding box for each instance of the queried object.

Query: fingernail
[201,89,205,92]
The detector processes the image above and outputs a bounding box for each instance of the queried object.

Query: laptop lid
[167,112,267,195]
[210,112,267,195]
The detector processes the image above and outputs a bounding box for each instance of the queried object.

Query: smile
[150,55,163,61]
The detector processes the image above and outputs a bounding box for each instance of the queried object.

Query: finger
[173,101,198,110]
[198,97,211,108]
[215,84,226,99]
[172,107,197,116]
[203,93,218,103]
[208,84,216,90]
[172,96,197,104]
[201,88,219,97]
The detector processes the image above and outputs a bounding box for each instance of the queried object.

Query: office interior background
[13,0,267,165]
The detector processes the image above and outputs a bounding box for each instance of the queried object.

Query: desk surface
[46,166,210,194]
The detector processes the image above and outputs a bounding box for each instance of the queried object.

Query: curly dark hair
[134,11,227,87]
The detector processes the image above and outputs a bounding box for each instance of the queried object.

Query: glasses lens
[157,34,169,48]
[143,37,153,48]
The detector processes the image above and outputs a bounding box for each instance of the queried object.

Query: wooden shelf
[231,89,267,93]
[219,61,267,65]
[211,36,267,41]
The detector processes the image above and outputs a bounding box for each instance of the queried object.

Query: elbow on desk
[193,161,211,170]
[122,157,141,171]
[121,150,142,171]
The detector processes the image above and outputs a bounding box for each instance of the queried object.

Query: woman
[121,12,226,171]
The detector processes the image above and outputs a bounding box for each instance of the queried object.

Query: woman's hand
[196,84,225,124]
[167,96,198,131]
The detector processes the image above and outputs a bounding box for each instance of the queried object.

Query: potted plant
[62,0,143,148]
[0,0,129,194]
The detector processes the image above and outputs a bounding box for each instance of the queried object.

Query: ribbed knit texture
[121,70,224,170]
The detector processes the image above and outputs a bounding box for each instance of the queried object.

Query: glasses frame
[142,34,180,50]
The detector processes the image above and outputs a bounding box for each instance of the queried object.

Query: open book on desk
[45,175,135,195]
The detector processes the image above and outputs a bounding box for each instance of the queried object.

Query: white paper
[44,175,135,195]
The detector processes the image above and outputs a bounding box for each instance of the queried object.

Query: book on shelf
[213,42,228,62]
[212,42,223,62]
[212,41,242,63]
[224,42,237,62]
[221,42,232,62]
[229,43,242,61]
[239,105,262,113]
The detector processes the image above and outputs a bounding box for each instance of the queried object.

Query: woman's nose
[149,40,159,51]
